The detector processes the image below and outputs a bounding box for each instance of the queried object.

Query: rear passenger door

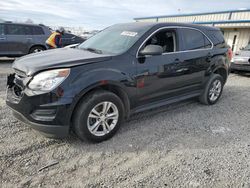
[179,28,213,87]
[5,24,32,55]
[136,28,201,106]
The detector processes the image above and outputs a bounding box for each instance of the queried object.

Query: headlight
[28,68,70,91]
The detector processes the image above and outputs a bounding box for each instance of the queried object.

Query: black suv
[0,22,51,57]
[6,22,231,142]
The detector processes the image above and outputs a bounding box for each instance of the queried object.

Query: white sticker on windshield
[121,31,138,37]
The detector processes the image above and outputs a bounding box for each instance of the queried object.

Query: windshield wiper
[83,47,103,54]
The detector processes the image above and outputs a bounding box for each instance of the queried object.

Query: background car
[0,22,51,57]
[231,44,250,72]
[61,33,85,47]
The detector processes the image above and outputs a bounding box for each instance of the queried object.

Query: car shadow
[64,97,231,151]
[62,80,249,154]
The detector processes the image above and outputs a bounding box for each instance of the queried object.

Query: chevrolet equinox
[6,22,231,142]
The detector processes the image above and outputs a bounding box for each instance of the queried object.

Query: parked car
[6,22,231,142]
[61,33,85,47]
[0,22,51,57]
[231,44,250,72]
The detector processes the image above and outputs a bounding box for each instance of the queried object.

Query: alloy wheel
[209,79,222,102]
[87,101,119,137]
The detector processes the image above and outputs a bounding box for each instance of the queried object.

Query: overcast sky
[0,0,250,30]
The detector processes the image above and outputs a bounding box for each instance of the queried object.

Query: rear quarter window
[181,28,212,50]
[207,30,225,47]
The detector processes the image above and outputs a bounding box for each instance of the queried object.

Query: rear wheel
[199,74,224,105]
[73,90,125,142]
[29,46,45,54]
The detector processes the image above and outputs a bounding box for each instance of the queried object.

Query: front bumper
[231,63,250,72]
[6,74,72,138]
[11,108,69,138]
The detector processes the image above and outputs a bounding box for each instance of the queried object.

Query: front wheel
[73,90,125,142]
[199,74,224,105]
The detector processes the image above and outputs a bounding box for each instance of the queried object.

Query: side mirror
[139,45,163,56]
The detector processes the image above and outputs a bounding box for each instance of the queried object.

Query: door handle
[27,38,32,40]
[0,37,6,40]
[174,58,182,64]
[174,58,180,62]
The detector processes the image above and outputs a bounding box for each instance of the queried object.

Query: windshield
[79,24,149,55]
[243,44,250,51]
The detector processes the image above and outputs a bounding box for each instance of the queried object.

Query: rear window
[32,26,44,35]
[181,28,212,50]
[0,24,4,35]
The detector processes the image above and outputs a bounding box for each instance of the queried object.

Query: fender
[66,68,136,122]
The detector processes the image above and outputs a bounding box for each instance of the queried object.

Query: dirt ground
[1,61,250,187]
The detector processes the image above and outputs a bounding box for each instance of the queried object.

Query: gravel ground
[0,61,250,187]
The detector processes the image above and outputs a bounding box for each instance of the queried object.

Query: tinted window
[0,24,4,35]
[182,28,212,50]
[144,30,177,53]
[24,26,32,35]
[32,26,44,35]
[6,25,26,35]
[208,30,225,46]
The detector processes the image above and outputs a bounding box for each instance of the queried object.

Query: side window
[181,28,212,50]
[24,26,32,35]
[6,24,26,35]
[144,29,177,53]
[0,24,4,35]
[32,26,45,35]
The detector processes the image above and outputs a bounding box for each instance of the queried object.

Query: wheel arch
[213,67,228,84]
[69,82,131,126]
[29,44,47,53]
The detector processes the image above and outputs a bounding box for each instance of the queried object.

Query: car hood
[13,48,112,76]
[234,50,250,58]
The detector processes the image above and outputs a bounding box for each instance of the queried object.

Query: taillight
[228,48,233,61]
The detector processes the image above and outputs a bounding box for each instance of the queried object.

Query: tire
[73,90,125,142]
[199,74,224,105]
[29,46,45,54]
